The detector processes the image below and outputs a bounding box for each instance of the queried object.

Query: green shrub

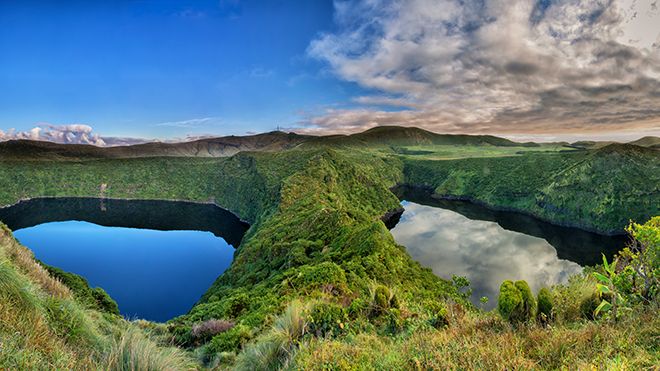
[227,293,250,317]
[207,324,251,354]
[386,308,404,334]
[497,280,523,324]
[537,287,554,322]
[580,291,603,320]
[347,297,369,319]
[430,305,449,329]
[91,287,120,315]
[307,301,346,338]
[290,262,348,295]
[515,280,536,320]
[372,285,391,316]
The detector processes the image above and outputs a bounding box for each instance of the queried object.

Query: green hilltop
[0,126,658,369]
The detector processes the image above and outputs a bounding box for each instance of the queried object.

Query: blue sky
[0,0,366,139]
[1,0,659,143]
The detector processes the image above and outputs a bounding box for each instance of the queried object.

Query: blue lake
[0,198,249,322]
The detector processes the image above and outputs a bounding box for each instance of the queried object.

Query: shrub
[307,301,346,338]
[579,291,602,320]
[191,319,235,342]
[290,262,348,295]
[515,280,536,320]
[347,297,369,319]
[537,287,554,322]
[207,324,251,354]
[497,280,523,324]
[372,285,391,316]
[386,308,404,334]
[227,292,250,317]
[430,305,449,329]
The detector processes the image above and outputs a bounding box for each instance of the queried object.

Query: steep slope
[402,144,659,233]
[0,224,195,369]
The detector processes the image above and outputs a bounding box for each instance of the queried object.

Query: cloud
[305,0,660,136]
[153,117,221,128]
[0,124,149,147]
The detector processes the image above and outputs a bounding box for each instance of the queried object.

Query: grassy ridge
[402,145,659,233]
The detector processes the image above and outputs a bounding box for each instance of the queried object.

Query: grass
[0,136,657,369]
[0,222,201,370]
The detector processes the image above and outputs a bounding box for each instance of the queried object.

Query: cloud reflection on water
[391,201,582,309]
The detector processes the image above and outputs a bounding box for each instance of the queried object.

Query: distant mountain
[10,126,659,160]
[0,131,310,159]
[346,126,538,147]
[628,136,660,149]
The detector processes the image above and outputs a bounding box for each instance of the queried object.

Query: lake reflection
[392,201,583,308]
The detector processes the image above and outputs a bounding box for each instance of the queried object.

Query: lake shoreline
[392,183,627,236]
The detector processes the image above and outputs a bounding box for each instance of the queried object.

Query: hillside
[0,131,310,159]
[0,126,540,160]
[0,128,658,369]
[401,144,659,233]
[629,135,660,148]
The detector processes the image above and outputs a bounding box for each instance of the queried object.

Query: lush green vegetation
[402,144,659,233]
[0,128,658,369]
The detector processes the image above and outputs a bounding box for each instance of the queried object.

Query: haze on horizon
[1,0,659,146]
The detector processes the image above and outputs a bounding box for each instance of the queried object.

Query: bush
[371,285,391,317]
[227,293,250,317]
[515,280,536,321]
[191,319,235,342]
[347,297,369,319]
[386,308,404,334]
[498,280,525,324]
[290,262,348,295]
[307,301,346,338]
[207,324,251,354]
[430,305,449,329]
[537,287,554,322]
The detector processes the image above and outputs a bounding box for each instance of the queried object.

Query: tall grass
[104,327,197,371]
[0,224,71,298]
[235,300,307,370]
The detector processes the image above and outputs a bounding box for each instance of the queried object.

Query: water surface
[391,187,626,309]
[0,198,249,322]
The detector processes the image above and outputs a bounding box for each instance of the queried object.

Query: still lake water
[391,187,626,309]
[0,198,249,322]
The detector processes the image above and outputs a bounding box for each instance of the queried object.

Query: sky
[1,0,659,145]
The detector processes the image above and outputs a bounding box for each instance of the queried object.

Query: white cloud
[0,123,150,147]
[305,0,660,136]
[153,117,221,128]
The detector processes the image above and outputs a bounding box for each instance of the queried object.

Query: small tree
[515,280,537,320]
[498,280,522,323]
[537,287,553,323]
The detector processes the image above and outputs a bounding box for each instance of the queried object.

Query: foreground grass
[0,224,199,370]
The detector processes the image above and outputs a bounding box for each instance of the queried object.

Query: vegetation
[0,127,657,369]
